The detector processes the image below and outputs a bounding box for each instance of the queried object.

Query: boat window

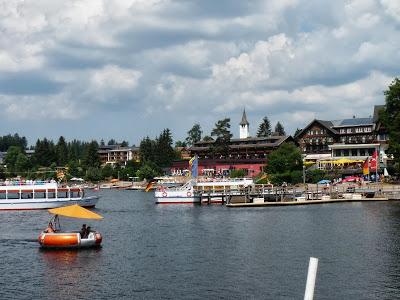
[7,192,20,199]
[0,191,6,200]
[71,191,79,198]
[47,192,56,199]
[34,192,46,199]
[21,192,33,199]
[57,192,68,198]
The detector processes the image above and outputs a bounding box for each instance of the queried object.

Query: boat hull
[0,196,99,210]
[155,190,200,204]
[38,231,102,249]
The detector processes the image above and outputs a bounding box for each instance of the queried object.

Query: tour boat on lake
[0,181,99,210]
[154,178,254,204]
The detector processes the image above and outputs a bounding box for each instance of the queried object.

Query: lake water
[1,190,400,299]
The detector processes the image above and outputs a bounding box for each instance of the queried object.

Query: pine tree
[83,141,100,168]
[56,136,68,166]
[257,117,272,137]
[274,122,286,136]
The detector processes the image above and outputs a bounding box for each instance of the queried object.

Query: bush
[269,170,303,185]
[306,169,326,183]
[230,169,247,178]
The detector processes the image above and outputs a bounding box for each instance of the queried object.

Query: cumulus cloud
[0,0,398,142]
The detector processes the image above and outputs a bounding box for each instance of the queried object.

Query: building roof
[331,117,373,127]
[373,105,385,122]
[190,135,293,151]
[295,119,338,138]
[240,109,249,126]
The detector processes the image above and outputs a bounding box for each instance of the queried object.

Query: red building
[171,110,294,177]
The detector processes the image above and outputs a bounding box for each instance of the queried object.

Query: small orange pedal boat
[38,204,103,249]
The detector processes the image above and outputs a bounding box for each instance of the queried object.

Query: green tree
[0,134,27,152]
[294,128,302,137]
[15,152,30,173]
[186,123,202,146]
[107,139,116,145]
[120,140,129,147]
[257,117,272,137]
[381,78,400,173]
[211,118,232,157]
[139,136,156,163]
[34,138,56,167]
[267,143,302,173]
[154,129,175,167]
[274,121,286,136]
[175,140,187,147]
[56,136,68,166]
[101,164,114,179]
[202,135,214,142]
[85,167,102,182]
[5,146,23,174]
[83,141,100,168]
[136,161,161,180]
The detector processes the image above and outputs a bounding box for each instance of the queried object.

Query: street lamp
[303,165,306,185]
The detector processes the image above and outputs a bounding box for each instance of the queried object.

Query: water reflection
[39,248,103,300]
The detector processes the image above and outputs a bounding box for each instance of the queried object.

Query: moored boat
[0,181,99,210]
[154,178,254,204]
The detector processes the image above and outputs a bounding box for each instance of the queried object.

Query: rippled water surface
[1,190,400,299]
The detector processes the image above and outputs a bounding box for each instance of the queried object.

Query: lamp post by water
[303,165,306,185]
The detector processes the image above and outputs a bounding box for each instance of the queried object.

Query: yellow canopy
[319,158,364,165]
[48,204,103,220]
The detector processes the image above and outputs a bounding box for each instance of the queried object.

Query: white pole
[304,257,318,300]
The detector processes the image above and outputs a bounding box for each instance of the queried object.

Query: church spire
[239,108,250,139]
[240,108,249,126]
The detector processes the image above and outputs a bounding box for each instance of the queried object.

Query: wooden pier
[193,183,400,206]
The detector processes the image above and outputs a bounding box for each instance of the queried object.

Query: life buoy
[187,191,192,197]
[162,192,167,197]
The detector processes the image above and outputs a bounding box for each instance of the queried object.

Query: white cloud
[381,0,400,22]
[0,0,398,141]
[0,94,83,120]
[90,65,142,90]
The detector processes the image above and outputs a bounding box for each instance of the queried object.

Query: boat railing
[0,180,55,186]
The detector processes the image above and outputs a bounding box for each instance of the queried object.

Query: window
[347,128,352,133]
[7,192,19,199]
[34,192,46,199]
[57,192,68,198]
[340,129,345,134]
[21,192,33,199]
[343,149,349,156]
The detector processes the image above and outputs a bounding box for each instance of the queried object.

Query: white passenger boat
[154,178,254,204]
[0,181,99,210]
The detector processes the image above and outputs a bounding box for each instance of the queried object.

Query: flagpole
[376,148,379,183]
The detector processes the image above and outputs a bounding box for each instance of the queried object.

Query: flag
[144,181,154,192]
[369,151,378,172]
[362,158,369,176]
[189,155,198,178]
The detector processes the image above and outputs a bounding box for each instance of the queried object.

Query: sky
[0,0,399,146]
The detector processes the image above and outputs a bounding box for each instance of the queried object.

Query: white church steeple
[239,109,250,139]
